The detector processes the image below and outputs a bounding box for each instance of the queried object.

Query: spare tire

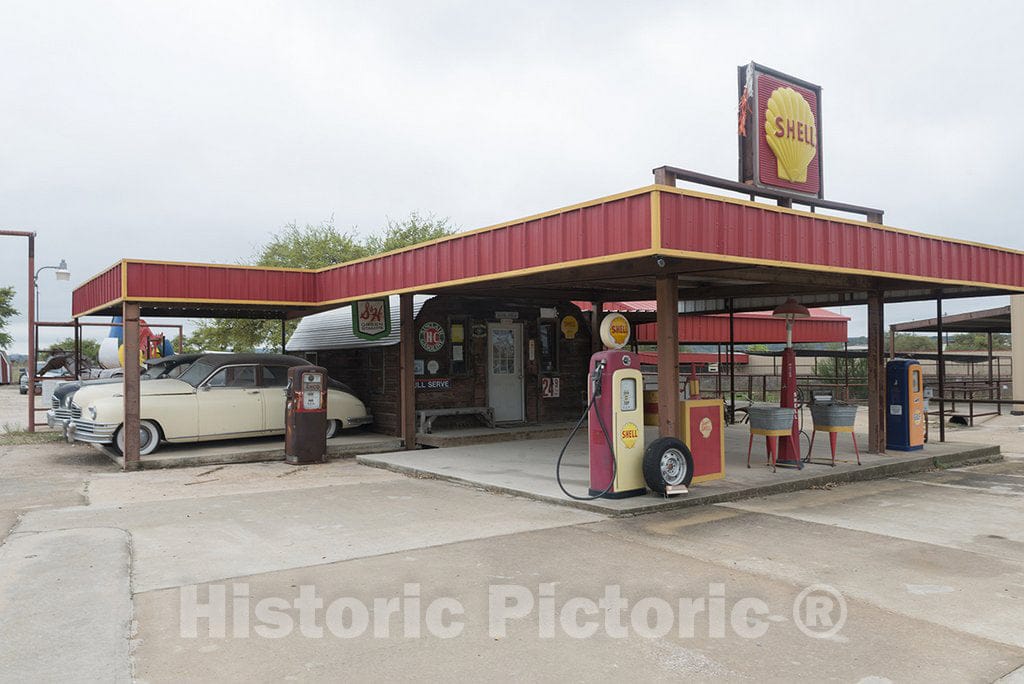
[643,437,694,493]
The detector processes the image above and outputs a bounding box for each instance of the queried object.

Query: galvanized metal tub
[747,405,795,431]
[810,402,858,428]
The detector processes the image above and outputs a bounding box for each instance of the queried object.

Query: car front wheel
[325,419,340,439]
[114,419,161,456]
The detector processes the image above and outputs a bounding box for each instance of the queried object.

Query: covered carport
[890,305,1014,433]
[71,168,1024,470]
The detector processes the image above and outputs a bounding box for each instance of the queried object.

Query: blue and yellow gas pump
[886,359,925,451]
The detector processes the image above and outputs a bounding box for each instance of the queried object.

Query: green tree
[814,356,868,400]
[0,286,16,349]
[886,333,936,352]
[49,336,101,362]
[186,213,456,352]
[945,332,1011,351]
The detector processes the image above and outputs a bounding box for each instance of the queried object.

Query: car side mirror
[200,385,211,392]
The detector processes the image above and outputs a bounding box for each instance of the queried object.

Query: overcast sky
[2,1,1022,354]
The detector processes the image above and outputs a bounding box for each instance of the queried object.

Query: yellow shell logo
[764,87,817,183]
[620,422,639,449]
[600,314,631,349]
[699,417,713,439]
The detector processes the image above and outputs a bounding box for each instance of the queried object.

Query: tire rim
[119,425,153,453]
[660,448,688,486]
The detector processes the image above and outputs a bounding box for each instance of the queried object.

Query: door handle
[246,389,260,394]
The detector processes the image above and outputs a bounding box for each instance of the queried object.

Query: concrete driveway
[2,433,1024,681]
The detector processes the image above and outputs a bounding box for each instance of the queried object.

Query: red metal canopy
[73,185,1024,319]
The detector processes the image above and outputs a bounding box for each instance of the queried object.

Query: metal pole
[728,299,736,423]
[74,318,81,381]
[27,234,35,432]
[844,341,850,402]
[988,331,994,400]
[281,319,286,354]
[937,294,945,443]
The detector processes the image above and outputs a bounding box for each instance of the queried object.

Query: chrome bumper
[67,419,119,445]
[346,414,374,427]
[46,411,72,436]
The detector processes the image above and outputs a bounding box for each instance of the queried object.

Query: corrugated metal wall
[660,192,1024,289]
[315,193,652,304]
[124,262,318,304]
[71,261,122,315]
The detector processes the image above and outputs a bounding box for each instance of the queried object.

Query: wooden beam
[590,301,602,356]
[656,274,680,439]
[866,292,886,453]
[399,293,416,450]
[122,301,142,470]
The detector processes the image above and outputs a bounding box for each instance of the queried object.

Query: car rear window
[262,366,290,387]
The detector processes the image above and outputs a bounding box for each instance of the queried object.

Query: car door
[196,364,264,437]
[260,365,291,432]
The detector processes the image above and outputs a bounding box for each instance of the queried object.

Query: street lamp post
[34,259,71,319]
[1,229,37,432]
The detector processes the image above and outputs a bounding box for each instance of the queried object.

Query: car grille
[51,395,74,421]
[70,403,83,420]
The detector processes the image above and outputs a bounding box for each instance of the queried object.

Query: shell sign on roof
[738,62,823,198]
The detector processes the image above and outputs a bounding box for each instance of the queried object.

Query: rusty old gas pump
[285,365,328,465]
[772,298,809,467]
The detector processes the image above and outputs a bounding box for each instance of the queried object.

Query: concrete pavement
[2,430,1024,680]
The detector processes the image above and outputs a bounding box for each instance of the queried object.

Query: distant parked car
[19,363,67,395]
[67,353,371,455]
[47,354,203,434]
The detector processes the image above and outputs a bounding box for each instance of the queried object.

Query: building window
[449,317,470,376]
[539,321,558,373]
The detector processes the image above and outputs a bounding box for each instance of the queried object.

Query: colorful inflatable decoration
[97,316,175,369]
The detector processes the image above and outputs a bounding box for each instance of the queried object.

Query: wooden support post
[653,167,677,186]
[656,274,680,439]
[281,319,287,353]
[888,327,896,360]
[122,302,142,470]
[399,293,416,450]
[867,292,886,454]
[590,301,602,356]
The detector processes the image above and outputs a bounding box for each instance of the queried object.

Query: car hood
[73,378,195,406]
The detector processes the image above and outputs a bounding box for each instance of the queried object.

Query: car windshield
[176,361,218,387]
[142,359,193,380]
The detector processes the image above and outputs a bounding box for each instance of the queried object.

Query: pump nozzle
[591,360,606,398]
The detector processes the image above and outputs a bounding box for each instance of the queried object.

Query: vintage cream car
[67,353,372,455]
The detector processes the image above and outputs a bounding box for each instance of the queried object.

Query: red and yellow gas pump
[586,349,646,498]
[557,313,716,500]
[285,365,328,465]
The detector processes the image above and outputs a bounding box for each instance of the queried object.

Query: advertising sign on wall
[418,321,446,352]
[352,299,391,340]
[738,62,823,198]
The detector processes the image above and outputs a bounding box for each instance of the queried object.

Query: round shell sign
[418,322,446,353]
[599,314,631,349]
